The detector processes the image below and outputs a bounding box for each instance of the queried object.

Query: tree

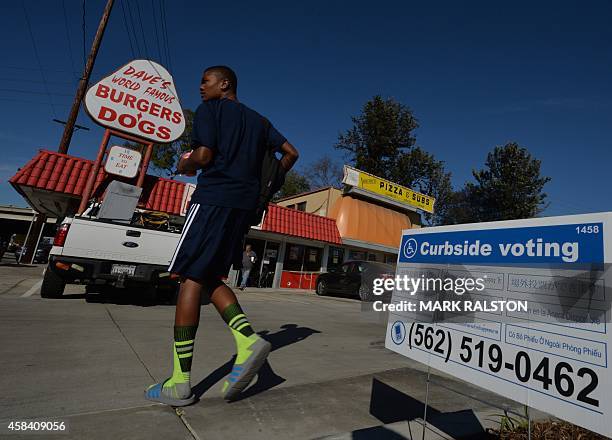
[336,96,452,225]
[463,143,551,222]
[336,95,418,180]
[124,109,195,178]
[441,143,551,224]
[150,109,195,177]
[303,156,344,189]
[274,170,311,200]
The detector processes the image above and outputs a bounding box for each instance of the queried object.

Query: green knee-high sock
[221,303,259,364]
[162,325,197,399]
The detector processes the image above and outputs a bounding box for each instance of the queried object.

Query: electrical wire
[120,0,136,58]
[82,0,87,69]
[0,88,73,97]
[125,0,142,56]
[21,0,57,118]
[150,0,163,63]
[0,97,71,107]
[0,77,74,86]
[160,0,173,71]
[134,0,150,59]
[0,65,73,73]
[61,0,79,79]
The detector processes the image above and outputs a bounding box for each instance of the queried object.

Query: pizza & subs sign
[85,59,185,143]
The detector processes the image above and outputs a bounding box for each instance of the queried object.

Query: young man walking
[145,66,299,406]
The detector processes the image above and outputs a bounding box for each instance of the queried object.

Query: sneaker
[222,337,271,400]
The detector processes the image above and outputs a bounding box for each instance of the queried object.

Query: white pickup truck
[42,215,181,301]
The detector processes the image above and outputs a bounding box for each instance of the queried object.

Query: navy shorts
[168,203,252,280]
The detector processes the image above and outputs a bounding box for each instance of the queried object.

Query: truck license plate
[111,264,136,276]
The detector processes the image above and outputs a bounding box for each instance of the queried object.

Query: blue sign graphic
[391,321,406,345]
[399,223,604,265]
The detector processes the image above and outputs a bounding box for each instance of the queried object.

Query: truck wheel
[41,267,66,298]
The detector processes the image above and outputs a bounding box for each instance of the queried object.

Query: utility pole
[58,0,115,154]
[21,0,115,265]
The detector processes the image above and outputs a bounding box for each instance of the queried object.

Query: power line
[150,0,163,63]
[21,0,57,118]
[160,0,172,70]
[0,65,74,73]
[0,97,71,107]
[0,77,75,86]
[82,0,87,68]
[134,0,150,59]
[125,0,142,56]
[61,0,79,79]
[0,88,74,97]
[120,0,136,58]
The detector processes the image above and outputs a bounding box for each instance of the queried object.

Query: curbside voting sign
[386,212,612,437]
[84,59,185,143]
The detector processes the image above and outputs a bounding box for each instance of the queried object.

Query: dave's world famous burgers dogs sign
[85,59,185,143]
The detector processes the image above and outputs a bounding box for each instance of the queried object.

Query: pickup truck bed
[42,216,181,300]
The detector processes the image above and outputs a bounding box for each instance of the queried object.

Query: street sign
[342,165,435,213]
[385,212,612,437]
[84,59,185,143]
[104,145,141,178]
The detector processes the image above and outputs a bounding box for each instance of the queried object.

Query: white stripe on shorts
[168,203,200,271]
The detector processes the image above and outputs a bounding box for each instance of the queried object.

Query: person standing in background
[240,244,257,290]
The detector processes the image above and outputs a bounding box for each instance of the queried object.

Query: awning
[328,195,413,248]
[9,150,187,217]
[262,204,342,245]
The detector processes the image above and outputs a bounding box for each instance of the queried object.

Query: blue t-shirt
[189,99,287,210]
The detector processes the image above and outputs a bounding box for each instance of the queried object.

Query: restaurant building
[10,151,434,290]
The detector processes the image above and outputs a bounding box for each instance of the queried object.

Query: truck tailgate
[61,218,180,266]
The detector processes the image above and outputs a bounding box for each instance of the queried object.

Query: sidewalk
[0,272,542,439]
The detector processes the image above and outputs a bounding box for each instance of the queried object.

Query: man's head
[200,65,238,101]
[245,244,252,252]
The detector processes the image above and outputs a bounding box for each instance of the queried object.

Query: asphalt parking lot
[0,259,534,440]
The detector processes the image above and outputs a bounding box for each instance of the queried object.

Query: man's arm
[278,141,299,171]
[177,146,214,174]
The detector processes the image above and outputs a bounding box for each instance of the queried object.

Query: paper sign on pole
[104,145,141,178]
[180,183,196,216]
[85,59,185,143]
[385,212,612,437]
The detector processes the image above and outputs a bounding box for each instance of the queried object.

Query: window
[327,246,344,271]
[286,204,296,210]
[297,202,307,212]
[349,250,366,261]
[283,244,304,271]
[283,243,322,272]
[340,262,351,273]
[385,254,397,264]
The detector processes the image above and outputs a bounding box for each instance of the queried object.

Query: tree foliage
[274,170,311,200]
[442,143,551,224]
[123,109,194,178]
[336,95,452,225]
[150,109,195,176]
[303,156,344,189]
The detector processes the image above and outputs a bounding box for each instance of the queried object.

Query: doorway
[243,238,280,288]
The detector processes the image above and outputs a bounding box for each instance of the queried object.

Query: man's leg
[240,269,250,289]
[207,279,271,400]
[145,278,202,406]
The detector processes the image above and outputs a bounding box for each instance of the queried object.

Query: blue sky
[1,0,610,216]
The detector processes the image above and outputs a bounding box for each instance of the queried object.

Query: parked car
[315,260,396,301]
